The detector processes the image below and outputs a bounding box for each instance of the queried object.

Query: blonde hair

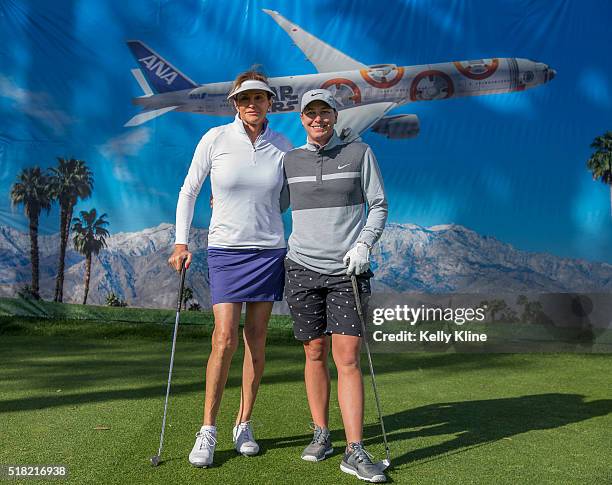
[230,69,272,98]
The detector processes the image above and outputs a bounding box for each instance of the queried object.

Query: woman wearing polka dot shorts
[282,89,388,483]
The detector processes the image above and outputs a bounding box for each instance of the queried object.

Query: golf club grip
[176,262,186,312]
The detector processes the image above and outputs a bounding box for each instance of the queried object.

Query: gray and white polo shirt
[283,132,388,275]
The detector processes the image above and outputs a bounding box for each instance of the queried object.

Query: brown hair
[230,69,272,98]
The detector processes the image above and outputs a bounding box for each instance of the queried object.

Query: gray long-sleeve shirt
[283,132,388,275]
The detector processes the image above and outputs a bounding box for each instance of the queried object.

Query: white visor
[227,79,276,100]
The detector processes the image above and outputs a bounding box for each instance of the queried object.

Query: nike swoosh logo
[338,163,351,170]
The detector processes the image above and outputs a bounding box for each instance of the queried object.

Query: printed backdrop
[1,0,611,310]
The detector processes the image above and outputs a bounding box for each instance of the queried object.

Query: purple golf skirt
[207,247,286,305]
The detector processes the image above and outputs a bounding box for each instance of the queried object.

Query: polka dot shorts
[284,258,372,341]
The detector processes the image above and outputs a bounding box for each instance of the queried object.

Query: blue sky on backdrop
[0,0,611,262]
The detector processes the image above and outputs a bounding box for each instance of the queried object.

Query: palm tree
[586,131,612,217]
[10,167,53,299]
[182,286,194,310]
[488,299,509,322]
[50,157,93,302]
[71,209,109,305]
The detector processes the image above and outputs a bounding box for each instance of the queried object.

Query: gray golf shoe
[340,442,387,483]
[301,426,333,462]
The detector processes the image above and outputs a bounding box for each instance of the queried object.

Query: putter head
[375,458,391,471]
[150,455,161,467]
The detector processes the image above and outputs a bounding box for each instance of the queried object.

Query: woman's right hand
[168,244,192,272]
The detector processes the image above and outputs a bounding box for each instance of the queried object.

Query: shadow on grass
[0,351,530,394]
[0,343,533,413]
[154,448,249,468]
[178,393,612,483]
[249,393,612,478]
[359,393,612,468]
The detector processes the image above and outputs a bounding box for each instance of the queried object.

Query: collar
[303,130,342,152]
[233,113,269,140]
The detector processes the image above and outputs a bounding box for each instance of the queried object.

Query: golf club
[350,274,391,471]
[150,260,187,467]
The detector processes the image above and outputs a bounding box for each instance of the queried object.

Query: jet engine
[371,114,420,139]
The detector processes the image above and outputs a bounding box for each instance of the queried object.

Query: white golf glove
[343,242,370,275]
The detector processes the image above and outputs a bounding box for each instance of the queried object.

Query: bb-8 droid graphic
[410,70,455,101]
[320,78,362,107]
[454,59,499,80]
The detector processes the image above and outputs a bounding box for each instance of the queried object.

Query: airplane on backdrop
[125,9,556,141]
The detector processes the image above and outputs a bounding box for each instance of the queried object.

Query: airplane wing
[335,102,397,142]
[262,9,366,73]
[124,106,178,127]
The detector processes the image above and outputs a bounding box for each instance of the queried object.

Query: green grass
[1,319,611,484]
[0,296,292,329]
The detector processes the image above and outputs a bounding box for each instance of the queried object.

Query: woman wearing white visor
[168,72,292,467]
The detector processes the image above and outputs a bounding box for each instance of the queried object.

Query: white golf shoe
[189,426,217,467]
[233,421,259,456]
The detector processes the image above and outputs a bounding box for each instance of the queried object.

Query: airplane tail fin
[126,40,197,93]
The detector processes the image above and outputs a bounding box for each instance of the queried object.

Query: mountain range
[1,222,611,310]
